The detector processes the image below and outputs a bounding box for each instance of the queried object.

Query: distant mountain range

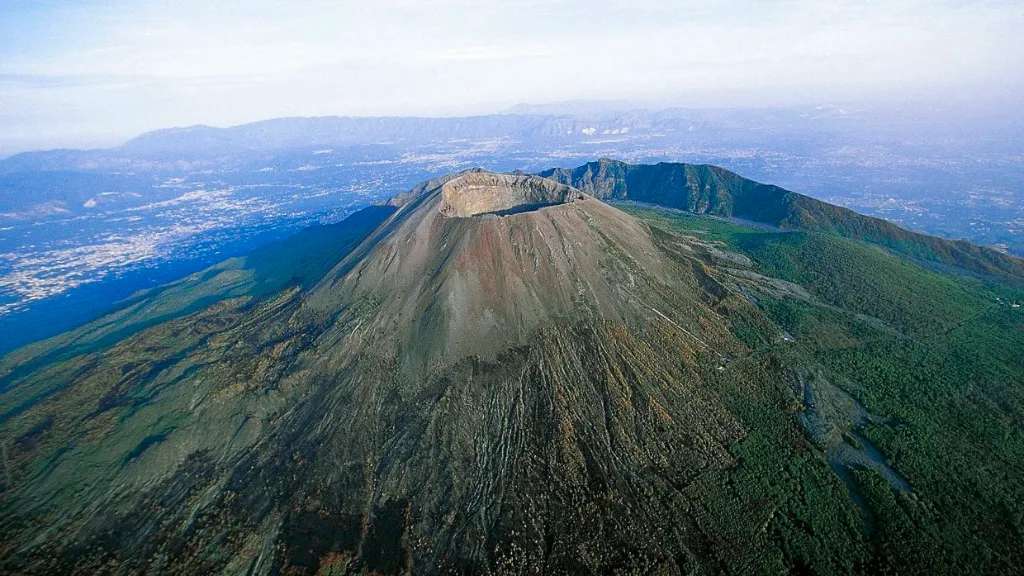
[2,161,1022,574]
[0,105,973,172]
[0,113,639,172]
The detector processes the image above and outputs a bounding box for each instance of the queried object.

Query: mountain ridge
[541,158,1024,282]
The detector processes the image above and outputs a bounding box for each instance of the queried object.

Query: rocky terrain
[1,165,1022,574]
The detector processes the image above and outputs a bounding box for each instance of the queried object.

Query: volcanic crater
[438,171,584,217]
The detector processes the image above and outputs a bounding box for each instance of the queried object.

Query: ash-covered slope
[301,171,716,372]
[0,171,764,573]
[2,169,1022,575]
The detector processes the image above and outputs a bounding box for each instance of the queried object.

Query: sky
[1,0,1022,155]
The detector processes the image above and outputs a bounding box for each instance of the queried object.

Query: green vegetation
[625,203,1024,573]
[547,159,1024,282]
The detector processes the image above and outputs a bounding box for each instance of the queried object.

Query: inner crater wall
[439,172,584,217]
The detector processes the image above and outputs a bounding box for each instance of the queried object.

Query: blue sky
[1,0,1022,154]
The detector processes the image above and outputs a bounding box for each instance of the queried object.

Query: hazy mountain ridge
[0,114,618,172]
[8,105,1012,171]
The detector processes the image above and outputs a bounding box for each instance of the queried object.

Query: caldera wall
[438,172,584,217]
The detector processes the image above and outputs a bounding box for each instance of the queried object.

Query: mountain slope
[0,205,394,398]
[540,159,1024,281]
[0,172,757,573]
[1,169,1023,574]
[618,204,1024,573]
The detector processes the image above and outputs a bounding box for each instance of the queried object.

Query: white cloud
[0,0,1022,153]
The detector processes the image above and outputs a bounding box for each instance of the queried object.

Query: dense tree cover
[626,204,1024,573]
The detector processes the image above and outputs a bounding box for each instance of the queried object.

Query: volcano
[2,163,1023,575]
